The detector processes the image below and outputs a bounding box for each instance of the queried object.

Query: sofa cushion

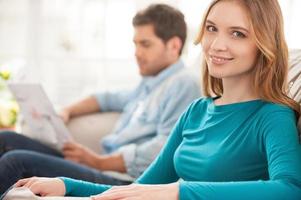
[67,112,120,153]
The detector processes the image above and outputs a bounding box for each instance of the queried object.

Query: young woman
[13,0,301,199]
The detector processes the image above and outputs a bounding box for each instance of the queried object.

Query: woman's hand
[91,183,179,200]
[14,177,66,197]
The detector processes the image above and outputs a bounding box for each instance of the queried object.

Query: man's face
[133,24,172,76]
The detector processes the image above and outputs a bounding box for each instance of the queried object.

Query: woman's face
[202,1,258,80]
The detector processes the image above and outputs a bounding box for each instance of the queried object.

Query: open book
[8,83,72,150]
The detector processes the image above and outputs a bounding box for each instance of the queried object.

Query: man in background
[0,4,200,193]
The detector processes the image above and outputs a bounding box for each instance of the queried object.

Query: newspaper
[8,83,72,150]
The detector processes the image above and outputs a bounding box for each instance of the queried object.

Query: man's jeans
[0,131,131,194]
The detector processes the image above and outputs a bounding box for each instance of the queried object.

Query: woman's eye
[206,25,217,32]
[232,31,246,38]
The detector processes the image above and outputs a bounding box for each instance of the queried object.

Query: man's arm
[60,89,136,123]
[63,75,199,175]
[93,153,127,173]
[63,140,127,173]
[61,89,138,168]
[60,96,100,123]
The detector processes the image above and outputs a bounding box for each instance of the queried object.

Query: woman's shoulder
[256,101,297,125]
[259,101,295,115]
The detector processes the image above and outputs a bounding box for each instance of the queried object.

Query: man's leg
[0,150,131,194]
[0,131,62,157]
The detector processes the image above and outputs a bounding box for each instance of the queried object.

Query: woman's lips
[209,55,234,65]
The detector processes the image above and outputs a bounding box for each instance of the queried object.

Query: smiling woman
[197,0,300,114]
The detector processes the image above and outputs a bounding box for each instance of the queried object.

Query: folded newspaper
[8,83,72,150]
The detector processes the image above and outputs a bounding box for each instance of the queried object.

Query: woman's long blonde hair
[195,0,300,118]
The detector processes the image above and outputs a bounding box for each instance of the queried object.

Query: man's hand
[58,96,101,124]
[58,108,71,124]
[14,177,66,197]
[63,141,127,173]
[63,141,99,168]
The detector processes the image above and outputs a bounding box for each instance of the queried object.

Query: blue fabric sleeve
[59,177,112,197]
[93,90,134,112]
[178,109,301,200]
[179,180,301,200]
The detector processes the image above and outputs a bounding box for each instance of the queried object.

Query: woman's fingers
[14,177,37,187]
[14,178,31,187]
[23,178,38,188]
[92,186,136,200]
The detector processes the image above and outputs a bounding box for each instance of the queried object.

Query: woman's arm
[14,177,112,197]
[61,177,112,197]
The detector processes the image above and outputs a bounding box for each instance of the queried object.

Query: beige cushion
[288,49,301,132]
[67,112,120,153]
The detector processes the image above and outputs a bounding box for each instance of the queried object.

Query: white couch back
[288,49,301,132]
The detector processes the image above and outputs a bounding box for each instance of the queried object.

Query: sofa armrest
[67,112,120,153]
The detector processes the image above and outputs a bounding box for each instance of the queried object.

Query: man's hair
[132,4,187,55]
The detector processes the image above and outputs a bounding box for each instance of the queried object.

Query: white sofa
[288,49,301,130]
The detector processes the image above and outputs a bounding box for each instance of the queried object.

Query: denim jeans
[0,131,131,194]
[0,131,62,158]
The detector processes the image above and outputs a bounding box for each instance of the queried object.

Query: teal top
[61,98,301,200]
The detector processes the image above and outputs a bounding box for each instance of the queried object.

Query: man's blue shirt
[94,59,200,178]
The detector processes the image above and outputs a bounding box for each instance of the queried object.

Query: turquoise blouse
[61,98,301,200]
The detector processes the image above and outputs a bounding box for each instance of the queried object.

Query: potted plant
[0,70,19,130]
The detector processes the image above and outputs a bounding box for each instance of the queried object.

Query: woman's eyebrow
[206,19,216,25]
[229,26,249,33]
[206,19,249,33]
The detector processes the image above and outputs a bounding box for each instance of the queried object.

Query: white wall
[0,0,300,107]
